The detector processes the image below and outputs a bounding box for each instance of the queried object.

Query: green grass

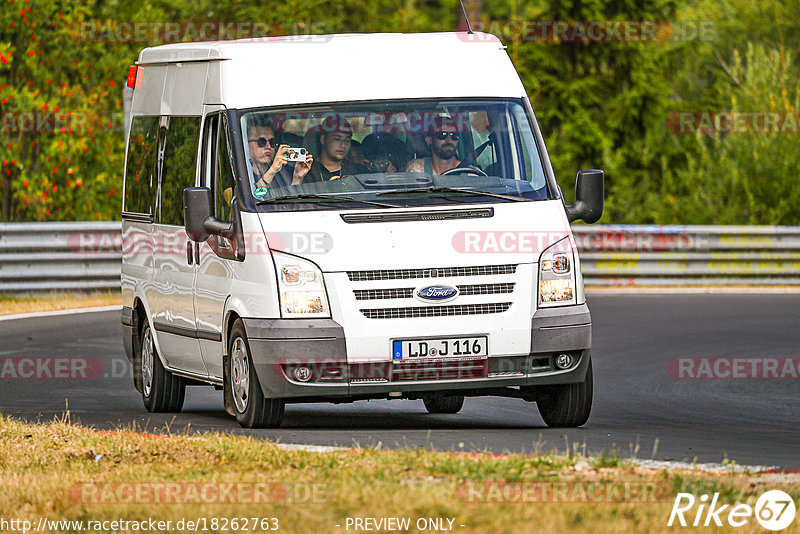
[0,415,795,533]
[0,291,120,315]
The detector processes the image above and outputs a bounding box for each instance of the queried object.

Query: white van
[120,32,603,428]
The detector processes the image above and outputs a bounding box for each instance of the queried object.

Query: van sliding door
[194,108,236,381]
[149,115,207,376]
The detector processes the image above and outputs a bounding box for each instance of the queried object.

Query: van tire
[140,324,186,413]
[536,359,593,427]
[423,395,465,414]
[228,319,284,429]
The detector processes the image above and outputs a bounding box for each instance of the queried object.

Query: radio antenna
[458,0,474,34]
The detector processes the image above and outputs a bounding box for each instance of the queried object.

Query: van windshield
[240,99,552,211]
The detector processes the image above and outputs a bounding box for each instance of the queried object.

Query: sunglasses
[433,132,460,141]
[249,137,278,149]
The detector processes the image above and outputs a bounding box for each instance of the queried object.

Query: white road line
[272,443,348,453]
[0,305,121,322]
[631,458,776,473]
[266,442,778,473]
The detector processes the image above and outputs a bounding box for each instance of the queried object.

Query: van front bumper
[243,305,592,400]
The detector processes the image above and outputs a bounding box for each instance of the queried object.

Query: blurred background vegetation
[1,0,798,224]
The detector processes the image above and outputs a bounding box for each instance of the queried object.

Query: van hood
[256,200,571,271]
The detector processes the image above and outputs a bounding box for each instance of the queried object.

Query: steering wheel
[440,166,488,177]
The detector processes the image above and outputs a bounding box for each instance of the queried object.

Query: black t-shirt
[306,160,369,183]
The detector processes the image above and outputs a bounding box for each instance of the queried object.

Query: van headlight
[538,239,576,307]
[272,251,330,317]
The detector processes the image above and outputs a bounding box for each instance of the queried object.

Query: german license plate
[392,336,487,360]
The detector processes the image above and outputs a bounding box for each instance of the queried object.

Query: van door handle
[186,241,193,265]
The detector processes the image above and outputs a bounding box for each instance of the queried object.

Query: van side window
[159,116,201,225]
[214,115,235,222]
[123,116,160,216]
[468,111,497,171]
[511,105,546,190]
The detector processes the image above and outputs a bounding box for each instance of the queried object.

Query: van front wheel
[536,360,593,428]
[227,319,284,429]
[140,324,185,413]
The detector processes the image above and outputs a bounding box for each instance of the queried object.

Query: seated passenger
[297,116,368,183]
[347,139,366,167]
[246,115,313,191]
[361,132,405,173]
[366,111,413,168]
[405,116,479,175]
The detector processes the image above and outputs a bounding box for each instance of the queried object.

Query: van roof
[133,32,527,111]
[137,32,504,64]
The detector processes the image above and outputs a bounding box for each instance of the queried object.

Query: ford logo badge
[415,285,459,303]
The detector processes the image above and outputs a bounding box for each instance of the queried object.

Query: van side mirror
[183,187,231,242]
[565,169,604,224]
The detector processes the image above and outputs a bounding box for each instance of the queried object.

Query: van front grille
[458,283,515,296]
[353,283,515,301]
[361,303,511,319]
[353,288,415,300]
[347,264,518,282]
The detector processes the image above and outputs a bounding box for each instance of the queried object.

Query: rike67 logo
[668,490,796,531]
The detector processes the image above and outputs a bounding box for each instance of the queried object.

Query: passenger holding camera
[247,117,313,189]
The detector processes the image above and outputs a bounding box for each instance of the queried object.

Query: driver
[405,116,480,175]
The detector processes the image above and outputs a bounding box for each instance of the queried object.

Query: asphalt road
[1,294,798,467]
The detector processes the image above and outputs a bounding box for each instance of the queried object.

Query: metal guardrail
[1,222,799,292]
[572,225,800,286]
[0,222,122,292]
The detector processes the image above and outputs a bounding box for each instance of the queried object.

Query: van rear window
[124,116,159,216]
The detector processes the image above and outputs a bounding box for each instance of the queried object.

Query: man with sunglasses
[247,116,313,190]
[405,116,479,175]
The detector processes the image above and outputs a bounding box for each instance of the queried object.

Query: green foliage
[669,44,800,224]
[0,0,129,221]
[1,0,798,223]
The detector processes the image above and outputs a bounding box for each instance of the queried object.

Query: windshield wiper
[256,194,396,208]
[376,187,526,202]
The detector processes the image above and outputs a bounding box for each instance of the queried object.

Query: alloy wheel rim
[141,329,154,398]
[231,337,249,413]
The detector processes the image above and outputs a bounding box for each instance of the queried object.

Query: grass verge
[0,415,796,533]
[0,291,120,316]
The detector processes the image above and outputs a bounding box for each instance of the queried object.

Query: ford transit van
[120,32,604,428]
